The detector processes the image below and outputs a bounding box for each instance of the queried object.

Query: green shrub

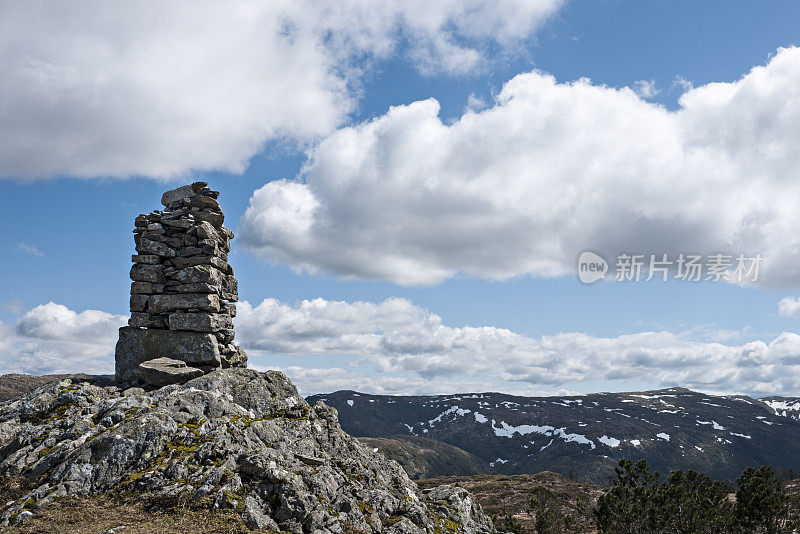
[735,466,797,534]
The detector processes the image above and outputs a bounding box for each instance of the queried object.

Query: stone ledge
[115,326,220,383]
[138,357,203,387]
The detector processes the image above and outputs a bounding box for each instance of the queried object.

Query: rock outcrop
[0,369,495,533]
[116,182,246,386]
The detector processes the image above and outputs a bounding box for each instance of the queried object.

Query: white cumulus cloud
[4,299,800,397]
[235,297,800,396]
[0,302,126,375]
[241,47,800,288]
[0,0,561,180]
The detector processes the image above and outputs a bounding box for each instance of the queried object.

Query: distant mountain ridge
[762,396,800,421]
[308,388,800,483]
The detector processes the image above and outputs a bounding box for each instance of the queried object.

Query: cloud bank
[236,298,800,397]
[0,0,561,180]
[6,298,800,397]
[241,47,800,288]
[0,302,126,375]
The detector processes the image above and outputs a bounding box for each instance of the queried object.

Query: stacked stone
[115,181,247,386]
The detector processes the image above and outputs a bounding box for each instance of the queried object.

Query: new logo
[577,251,608,284]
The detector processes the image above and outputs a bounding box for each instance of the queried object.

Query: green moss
[356,500,374,525]
[443,518,461,533]
[31,400,79,425]
[382,516,404,527]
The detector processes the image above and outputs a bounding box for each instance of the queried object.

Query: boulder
[160,184,196,206]
[138,357,203,387]
[114,326,221,383]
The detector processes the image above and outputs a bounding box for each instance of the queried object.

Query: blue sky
[2,1,800,396]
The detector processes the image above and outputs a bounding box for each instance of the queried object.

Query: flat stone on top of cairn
[114,181,247,386]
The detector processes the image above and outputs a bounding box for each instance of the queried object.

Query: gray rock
[169,255,229,272]
[148,293,220,314]
[130,264,165,283]
[221,345,247,368]
[131,254,161,264]
[172,282,217,294]
[167,312,232,332]
[174,265,226,286]
[0,369,495,533]
[131,282,165,294]
[10,510,33,525]
[160,218,193,229]
[136,239,176,257]
[195,221,220,240]
[160,184,196,206]
[129,295,149,313]
[192,210,224,228]
[128,313,165,329]
[190,196,221,211]
[138,357,204,387]
[178,246,205,257]
[114,326,221,383]
[223,274,237,295]
[243,497,280,530]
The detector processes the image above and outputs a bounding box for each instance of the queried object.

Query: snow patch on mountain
[598,435,621,447]
[492,420,554,438]
[428,406,470,426]
[697,420,725,430]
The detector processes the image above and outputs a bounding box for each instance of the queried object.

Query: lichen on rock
[0,369,495,533]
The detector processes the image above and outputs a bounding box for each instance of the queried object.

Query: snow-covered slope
[308,388,800,483]
[762,396,800,421]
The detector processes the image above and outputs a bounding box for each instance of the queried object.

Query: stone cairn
[115,181,247,386]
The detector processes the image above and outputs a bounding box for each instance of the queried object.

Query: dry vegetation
[0,374,95,403]
[1,477,248,533]
[419,472,605,533]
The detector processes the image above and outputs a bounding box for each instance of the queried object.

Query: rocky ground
[419,473,604,534]
[0,370,495,533]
